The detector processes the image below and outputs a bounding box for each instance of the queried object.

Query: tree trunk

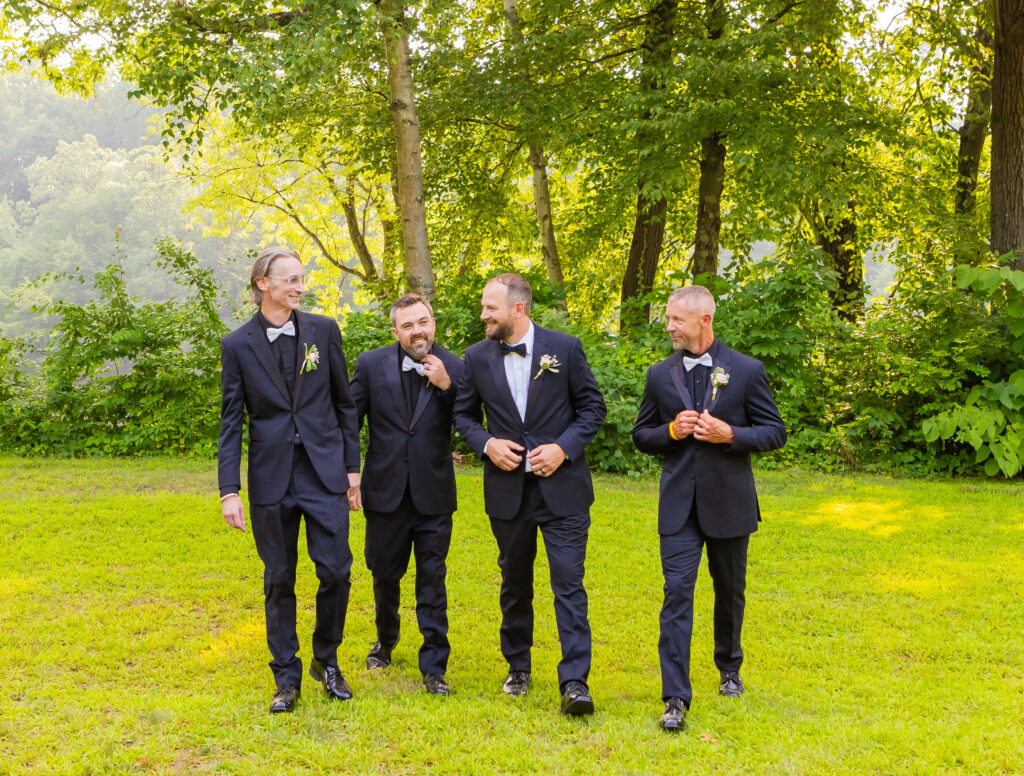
[815,201,864,321]
[955,25,994,217]
[691,132,726,278]
[991,0,1024,269]
[503,0,565,291]
[380,1,436,298]
[619,0,678,333]
[341,178,380,283]
[690,0,728,280]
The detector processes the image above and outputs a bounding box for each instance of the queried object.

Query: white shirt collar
[505,322,535,356]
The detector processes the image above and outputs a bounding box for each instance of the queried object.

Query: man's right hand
[486,438,525,471]
[671,410,700,440]
[221,495,246,532]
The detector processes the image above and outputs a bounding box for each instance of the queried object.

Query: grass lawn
[1,457,1023,775]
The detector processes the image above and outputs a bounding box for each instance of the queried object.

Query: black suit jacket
[632,340,786,538]
[350,342,464,515]
[453,325,606,520]
[218,311,360,505]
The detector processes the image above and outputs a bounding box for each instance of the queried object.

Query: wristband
[668,423,679,441]
[220,493,239,502]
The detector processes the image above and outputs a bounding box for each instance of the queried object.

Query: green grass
[1,457,1023,775]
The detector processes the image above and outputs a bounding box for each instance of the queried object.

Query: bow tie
[402,355,426,376]
[500,341,528,358]
[266,320,296,343]
[683,353,713,371]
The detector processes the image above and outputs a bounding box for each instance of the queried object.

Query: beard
[404,334,432,359]
[485,319,514,342]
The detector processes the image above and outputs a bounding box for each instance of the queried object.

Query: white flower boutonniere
[533,353,561,380]
[301,343,320,373]
[711,366,730,401]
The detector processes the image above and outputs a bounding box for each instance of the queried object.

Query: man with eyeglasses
[218,246,361,713]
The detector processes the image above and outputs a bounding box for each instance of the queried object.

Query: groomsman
[219,247,361,713]
[348,294,464,696]
[632,285,786,731]
[454,273,606,715]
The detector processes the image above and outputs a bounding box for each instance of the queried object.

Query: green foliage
[0,240,227,456]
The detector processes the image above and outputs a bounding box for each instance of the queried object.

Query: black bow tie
[500,341,527,358]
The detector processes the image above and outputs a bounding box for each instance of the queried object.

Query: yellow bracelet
[668,423,679,441]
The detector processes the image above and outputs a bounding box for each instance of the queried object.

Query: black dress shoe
[659,697,686,731]
[502,670,531,697]
[270,685,300,714]
[423,673,451,696]
[309,659,353,701]
[366,641,392,670]
[719,670,744,697]
[560,680,595,716]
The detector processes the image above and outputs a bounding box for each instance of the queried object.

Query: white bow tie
[402,355,426,376]
[266,320,295,343]
[683,353,713,371]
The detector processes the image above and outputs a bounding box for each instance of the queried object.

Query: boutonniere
[711,366,730,401]
[533,353,561,380]
[301,343,320,373]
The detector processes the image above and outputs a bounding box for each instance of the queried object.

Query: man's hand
[420,354,451,391]
[527,443,567,477]
[694,410,734,444]
[487,438,525,471]
[347,472,362,511]
[221,495,246,532]
[671,410,700,440]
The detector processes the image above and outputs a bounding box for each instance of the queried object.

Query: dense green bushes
[3,246,1023,477]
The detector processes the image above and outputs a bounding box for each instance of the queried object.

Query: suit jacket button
[409,430,415,436]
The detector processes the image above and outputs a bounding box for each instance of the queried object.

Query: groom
[633,285,786,731]
[218,246,361,713]
[453,273,606,715]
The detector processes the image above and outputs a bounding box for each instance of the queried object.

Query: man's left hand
[527,443,567,477]
[694,410,734,444]
[420,354,451,391]
[347,473,362,511]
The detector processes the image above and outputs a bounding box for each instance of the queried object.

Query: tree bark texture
[503,0,565,289]
[381,2,436,298]
[955,25,994,217]
[619,0,678,331]
[991,0,1024,269]
[691,132,726,278]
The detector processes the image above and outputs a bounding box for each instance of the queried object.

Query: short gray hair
[250,246,300,305]
[389,293,434,324]
[487,272,532,314]
[667,285,716,317]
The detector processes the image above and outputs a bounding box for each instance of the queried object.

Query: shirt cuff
[219,492,239,502]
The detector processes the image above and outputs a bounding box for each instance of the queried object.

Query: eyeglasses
[267,274,306,287]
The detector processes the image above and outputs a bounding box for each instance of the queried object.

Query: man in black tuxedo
[453,273,606,716]
[348,294,464,696]
[219,247,361,713]
[632,285,786,731]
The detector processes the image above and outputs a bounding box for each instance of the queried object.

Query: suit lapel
[246,316,291,404]
[385,343,412,427]
[488,340,521,421]
[669,353,694,411]
[291,312,309,409]
[524,327,545,421]
[706,343,731,413]
[409,346,438,430]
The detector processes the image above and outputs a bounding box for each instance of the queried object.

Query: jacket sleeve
[350,352,370,431]
[217,339,245,496]
[632,365,682,455]
[728,363,787,453]
[328,321,362,472]
[554,337,606,461]
[452,352,493,458]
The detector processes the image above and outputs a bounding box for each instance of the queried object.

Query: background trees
[1,0,1023,475]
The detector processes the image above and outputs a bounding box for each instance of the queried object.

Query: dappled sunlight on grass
[0,574,36,597]
[801,499,949,536]
[198,617,264,667]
